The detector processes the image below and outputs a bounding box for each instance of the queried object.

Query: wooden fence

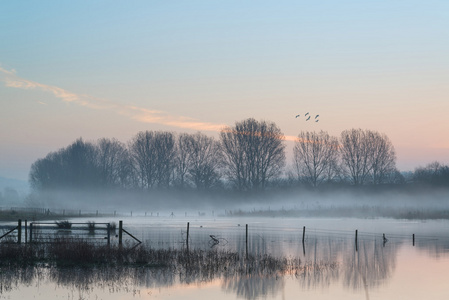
[0,219,141,246]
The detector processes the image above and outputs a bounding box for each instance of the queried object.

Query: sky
[1,1,449,181]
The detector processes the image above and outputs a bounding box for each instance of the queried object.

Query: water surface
[1,216,449,299]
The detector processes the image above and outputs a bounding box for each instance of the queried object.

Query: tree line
[29,118,449,192]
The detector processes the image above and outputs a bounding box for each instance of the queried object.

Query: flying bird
[306,116,311,121]
[315,115,319,119]
[295,114,300,118]
[305,112,309,116]
[315,120,319,122]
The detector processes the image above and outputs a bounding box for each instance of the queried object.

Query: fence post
[246,224,248,259]
[17,219,22,244]
[107,223,111,246]
[29,223,33,243]
[25,220,28,244]
[186,222,190,250]
[119,220,123,246]
[355,229,358,251]
[413,234,415,246]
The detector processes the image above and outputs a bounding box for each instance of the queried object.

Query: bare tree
[368,131,397,184]
[173,132,223,190]
[173,133,192,188]
[96,138,134,188]
[293,131,340,187]
[129,131,176,189]
[29,151,61,190]
[340,129,397,185]
[413,161,449,186]
[187,132,223,190]
[340,129,373,185]
[220,118,286,191]
[29,138,100,189]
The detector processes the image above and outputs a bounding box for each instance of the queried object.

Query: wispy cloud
[0,66,226,133]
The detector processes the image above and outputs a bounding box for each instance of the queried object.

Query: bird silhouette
[295,114,300,118]
[306,116,311,121]
[315,120,319,122]
[305,112,309,116]
[315,115,319,119]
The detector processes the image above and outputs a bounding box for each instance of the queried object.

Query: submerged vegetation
[0,238,307,276]
[55,220,72,229]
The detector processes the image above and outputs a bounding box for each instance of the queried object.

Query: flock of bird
[295,112,319,122]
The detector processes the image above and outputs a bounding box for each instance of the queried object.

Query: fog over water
[23,186,449,221]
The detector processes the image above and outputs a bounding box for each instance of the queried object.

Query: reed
[109,221,117,231]
[55,220,72,229]
[0,238,307,275]
[86,221,95,231]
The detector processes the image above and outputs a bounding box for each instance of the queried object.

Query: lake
[1,215,449,299]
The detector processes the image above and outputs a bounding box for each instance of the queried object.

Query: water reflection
[222,274,284,300]
[342,239,397,293]
[0,241,393,300]
[2,233,449,299]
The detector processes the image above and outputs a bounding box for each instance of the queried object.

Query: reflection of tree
[343,239,398,292]
[415,237,449,258]
[0,236,405,299]
[296,261,340,290]
[222,274,284,300]
[295,236,399,294]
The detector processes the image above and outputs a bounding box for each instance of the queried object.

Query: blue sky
[1,1,449,180]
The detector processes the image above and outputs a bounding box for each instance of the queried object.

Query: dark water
[1,217,449,299]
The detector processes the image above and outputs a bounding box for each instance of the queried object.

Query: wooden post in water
[107,223,111,246]
[17,219,22,244]
[302,226,306,256]
[246,224,248,259]
[186,222,190,250]
[118,220,123,246]
[413,234,415,246]
[29,223,33,243]
[355,229,358,252]
[25,220,27,244]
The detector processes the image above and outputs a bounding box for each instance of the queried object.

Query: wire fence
[2,216,449,259]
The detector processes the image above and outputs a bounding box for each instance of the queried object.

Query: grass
[86,221,95,231]
[0,238,310,276]
[55,220,72,229]
[109,221,116,231]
